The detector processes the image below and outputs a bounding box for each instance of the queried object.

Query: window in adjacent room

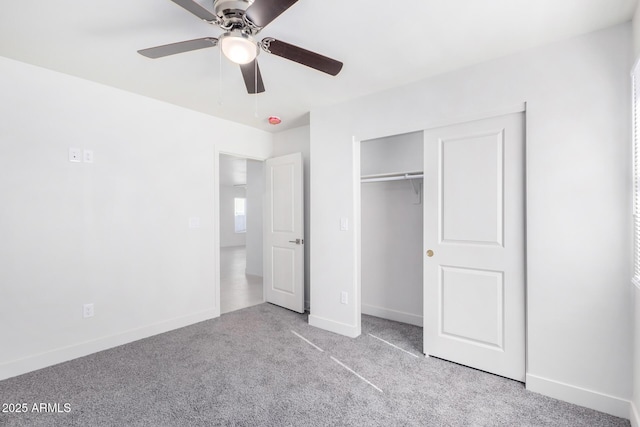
[234,197,247,233]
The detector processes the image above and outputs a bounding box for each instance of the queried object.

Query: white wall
[361,180,423,325]
[634,285,640,427]
[0,56,272,380]
[634,2,640,60]
[219,185,246,248]
[245,160,263,276]
[632,7,640,426]
[309,23,633,418]
[361,131,423,176]
[272,126,311,309]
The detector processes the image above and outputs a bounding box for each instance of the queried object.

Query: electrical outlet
[69,148,82,163]
[83,303,94,318]
[341,291,348,305]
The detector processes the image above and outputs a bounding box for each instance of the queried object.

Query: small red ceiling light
[268,116,282,125]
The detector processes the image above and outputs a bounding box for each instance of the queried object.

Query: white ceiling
[0,0,636,132]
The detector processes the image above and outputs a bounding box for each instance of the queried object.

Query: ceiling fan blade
[138,38,218,59]
[245,0,299,28]
[262,38,343,76]
[240,60,266,94]
[169,0,217,21]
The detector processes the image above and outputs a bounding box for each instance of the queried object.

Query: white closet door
[423,112,526,382]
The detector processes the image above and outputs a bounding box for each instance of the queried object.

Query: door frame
[214,148,269,317]
[353,103,528,370]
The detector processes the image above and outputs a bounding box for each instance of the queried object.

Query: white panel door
[264,152,304,313]
[423,112,525,381]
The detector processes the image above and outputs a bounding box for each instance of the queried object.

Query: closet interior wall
[360,131,424,326]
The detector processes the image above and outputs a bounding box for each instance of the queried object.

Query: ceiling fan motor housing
[213,0,255,31]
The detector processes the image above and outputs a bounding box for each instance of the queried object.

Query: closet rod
[361,173,424,183]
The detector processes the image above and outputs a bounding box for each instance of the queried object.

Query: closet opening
[359,131,425,343]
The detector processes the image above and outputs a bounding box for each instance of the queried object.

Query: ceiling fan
[138,0,343,94]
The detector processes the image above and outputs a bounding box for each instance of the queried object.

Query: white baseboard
[0,308,218,381]
[361,303,423,327]
[309,314,360,338]
[526,373,630,419]
[631,400,639,427]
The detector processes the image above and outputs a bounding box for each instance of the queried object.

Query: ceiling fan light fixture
[219,31,258,65]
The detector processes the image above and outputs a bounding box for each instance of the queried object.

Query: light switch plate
[341,291,348,304]
[83,303,94,318]
[83,150,94,163]
[340,217,349,231]
[189,217,200,229]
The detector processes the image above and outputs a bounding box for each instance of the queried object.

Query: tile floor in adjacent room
[220,245,263,314]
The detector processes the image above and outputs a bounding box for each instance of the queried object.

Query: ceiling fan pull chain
[218,46,224,106]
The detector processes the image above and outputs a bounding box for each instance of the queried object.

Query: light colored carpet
[0,304,630,426]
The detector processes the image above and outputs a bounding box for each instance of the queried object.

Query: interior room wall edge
[308,314,360,338]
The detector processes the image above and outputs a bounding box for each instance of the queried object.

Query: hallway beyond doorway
[220,246,263,314]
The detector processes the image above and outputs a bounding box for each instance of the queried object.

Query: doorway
[219,154,264,314]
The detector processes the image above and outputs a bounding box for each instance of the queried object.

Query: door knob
[289,238,303,245]
[426,250,434,257]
